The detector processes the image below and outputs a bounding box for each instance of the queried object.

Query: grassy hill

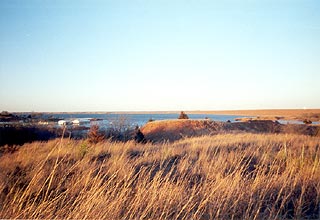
[141,119,320,142]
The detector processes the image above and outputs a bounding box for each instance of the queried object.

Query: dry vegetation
[0,133,320,219]
[141,119,320,142]
[141,119,222,142]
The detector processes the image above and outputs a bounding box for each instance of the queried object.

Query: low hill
[141,119,320,142]
[141,119,223,142]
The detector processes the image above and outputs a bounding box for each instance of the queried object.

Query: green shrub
[79,142,89,158]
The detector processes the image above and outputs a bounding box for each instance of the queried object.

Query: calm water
[2,113,317,128]
[47,113,245,127]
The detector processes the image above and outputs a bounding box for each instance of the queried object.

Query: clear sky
[0,0,319,112]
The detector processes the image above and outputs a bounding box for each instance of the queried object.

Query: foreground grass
[0,133,319,219]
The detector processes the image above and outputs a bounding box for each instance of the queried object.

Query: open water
[46,113,246,127]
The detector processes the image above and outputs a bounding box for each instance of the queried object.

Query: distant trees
[178,111,189,119]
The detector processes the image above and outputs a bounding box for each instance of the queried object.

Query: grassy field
[0,132,319,219]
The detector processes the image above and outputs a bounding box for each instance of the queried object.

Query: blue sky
[0,0,319,112]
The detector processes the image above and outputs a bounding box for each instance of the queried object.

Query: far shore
[185,109,320,122]
[11,109,320,121]
[6,109,319,124]
[186,109,320,116]
[12,109,320,115]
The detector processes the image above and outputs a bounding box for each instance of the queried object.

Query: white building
[58,120,67,126]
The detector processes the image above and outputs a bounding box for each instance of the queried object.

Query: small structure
[58,120,67,126]
[72,119,80,125]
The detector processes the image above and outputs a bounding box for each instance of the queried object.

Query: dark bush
[178,111,189,119]
[87,124,105,143]
[133,126,146,143]
[303,119,312,124]
[0,125,57,147]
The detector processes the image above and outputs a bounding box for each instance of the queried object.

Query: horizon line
[5,108,320,114]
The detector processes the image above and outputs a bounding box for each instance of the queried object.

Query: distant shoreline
[12,109,320,116]
[186,109,320,116]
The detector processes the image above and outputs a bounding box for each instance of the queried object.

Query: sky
[0,0,319,112]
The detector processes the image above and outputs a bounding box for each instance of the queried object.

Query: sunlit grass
[0,133,319,219]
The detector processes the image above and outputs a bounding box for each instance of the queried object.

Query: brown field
[1,132,319,219]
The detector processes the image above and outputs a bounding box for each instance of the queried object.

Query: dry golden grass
[141,119,223,142]
[0,133,319,219]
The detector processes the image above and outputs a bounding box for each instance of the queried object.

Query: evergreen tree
[178,111,189,119]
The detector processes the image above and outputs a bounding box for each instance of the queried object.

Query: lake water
[47,113,246,127]
[2,113,317,128]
